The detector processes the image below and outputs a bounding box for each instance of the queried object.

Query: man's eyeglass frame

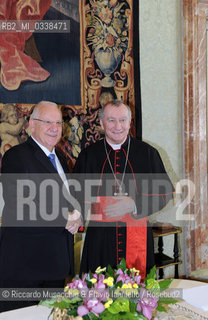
[32,118,64,127]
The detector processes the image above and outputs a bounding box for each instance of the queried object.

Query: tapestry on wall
[0,0,141,171]
[0,0,80,105]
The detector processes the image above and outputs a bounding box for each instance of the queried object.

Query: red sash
[91,196,148,279]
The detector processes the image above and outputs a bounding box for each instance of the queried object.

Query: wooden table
[153,226,182,279]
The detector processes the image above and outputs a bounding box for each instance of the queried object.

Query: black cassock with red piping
[74,137,174,277]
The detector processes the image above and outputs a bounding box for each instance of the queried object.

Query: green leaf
[47,307,54,320]
[135,316,147,320]
[129,300,137,313]
[100,310,145,320]
[67,309,77,316]
[46,296,81,311]
[156,298,179,313]
[115,280,123,288]
[146,279,160,290]
[156,301,168,313]
[106,264,114,277]
[117,258,126,271]
[145,266,156,283]
[99,310,120,320]
[159,298,179,305]
[64,296,82,304]
[39,298,57,308]
[118,312,146,320]
[159,279,173,290]
[108,299,130,314]
[85,279,93,288]
[126,269,131,276]
[87,312,100,319]
[53,300,71,310]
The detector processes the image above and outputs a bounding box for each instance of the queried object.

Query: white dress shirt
[31,136,69,193]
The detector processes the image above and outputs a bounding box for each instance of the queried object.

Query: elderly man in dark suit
[0,101,82,312]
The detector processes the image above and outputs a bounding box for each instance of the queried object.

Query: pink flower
[116,268,123,275]
[97,282,105,288]
[78,299,105,317]
[87,273,106,291]
[91,301,105,315]
[82,273,88,281]
[137,288,158,320]
[77,305,89,316]
[95,280,106,289]
[134,274,141,284]
[67,279,87,290]
[116,269,131,284]
[92,273,98,279]
[98,274,105,281]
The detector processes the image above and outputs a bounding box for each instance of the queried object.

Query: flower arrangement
[86,0,129,53]
[40,259,178,320]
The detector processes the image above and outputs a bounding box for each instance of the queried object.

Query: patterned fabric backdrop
[0,0,141,171]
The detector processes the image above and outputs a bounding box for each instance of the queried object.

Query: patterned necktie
[48,154,57,170]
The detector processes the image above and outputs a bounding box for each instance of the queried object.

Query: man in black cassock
[74,100,174,278]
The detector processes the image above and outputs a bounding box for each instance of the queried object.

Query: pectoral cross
[114,185,128,196]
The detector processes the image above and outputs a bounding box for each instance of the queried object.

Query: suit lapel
[56,150,69,174]
[35,148,57,173]
[26,137,59,173]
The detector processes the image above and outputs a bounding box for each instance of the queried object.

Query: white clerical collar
[106,138,127,150]
[31,136,55,157]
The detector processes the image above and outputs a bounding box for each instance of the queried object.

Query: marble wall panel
[183,0,208,274]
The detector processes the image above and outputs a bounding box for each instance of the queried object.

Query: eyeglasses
[33,118,64,127]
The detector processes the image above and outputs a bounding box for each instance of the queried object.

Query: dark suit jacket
[0,137,74,281]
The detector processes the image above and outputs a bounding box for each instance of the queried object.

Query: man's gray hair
[100,99,132,120]
[30,101,59,119]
